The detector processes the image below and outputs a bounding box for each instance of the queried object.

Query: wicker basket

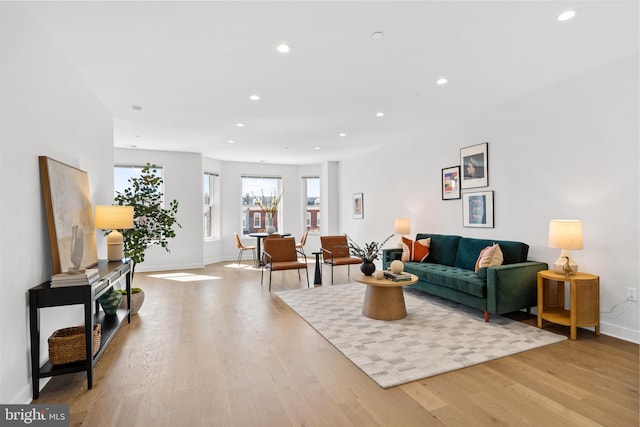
[48,324,101,366]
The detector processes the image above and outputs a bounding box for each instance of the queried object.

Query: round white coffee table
[354,273,418,320]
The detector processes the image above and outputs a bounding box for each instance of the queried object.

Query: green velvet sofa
[382,233,548,321]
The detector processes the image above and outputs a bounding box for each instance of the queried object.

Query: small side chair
[234,232,256,266]
[320,235,362,284]
[261,237,309,291]
[295,230,309,255]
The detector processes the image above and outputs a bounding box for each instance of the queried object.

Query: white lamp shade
[95,205,134,230]
[548,220,583,250]
[394,218,411,235]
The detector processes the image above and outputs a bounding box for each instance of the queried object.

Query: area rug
[276,283,566,388]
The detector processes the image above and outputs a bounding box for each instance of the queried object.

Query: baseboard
[600,321,640,344]
[134,262,204,273]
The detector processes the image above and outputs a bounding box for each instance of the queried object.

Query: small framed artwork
[441,166,461,200]
[463,191,494,228]
[353,193,364,219]
[460,142,488,189]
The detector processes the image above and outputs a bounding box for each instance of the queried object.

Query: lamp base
[552,250,579,274]
[106,230,124,262]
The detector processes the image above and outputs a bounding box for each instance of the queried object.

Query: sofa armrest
[486,261,548,315]
[382,248,403,269]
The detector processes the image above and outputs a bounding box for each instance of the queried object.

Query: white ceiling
[25,1,638,165]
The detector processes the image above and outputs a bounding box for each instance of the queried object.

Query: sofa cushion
[402,262,486,298]
[455,237,529,271]
[475,243,504,272]
[415,234,461,266]
[402,237,430,262]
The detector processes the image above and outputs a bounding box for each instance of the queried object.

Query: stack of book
[383,271,413,282]
[50,268,100,287]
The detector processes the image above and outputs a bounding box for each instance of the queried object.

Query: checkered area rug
[276,283,566,388]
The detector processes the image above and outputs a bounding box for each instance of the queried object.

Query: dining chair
[320,235,362,284]
[261,237,309,291]
[234,232,256,266]
[295,230,309,255]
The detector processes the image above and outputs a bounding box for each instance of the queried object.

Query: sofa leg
[484,311,490,322]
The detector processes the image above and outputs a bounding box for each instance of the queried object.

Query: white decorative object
[390,260,404,274]
[373,270,384,280]
[69,225,85,274]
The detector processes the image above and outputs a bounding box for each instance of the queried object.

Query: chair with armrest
[234,232,256,266]
[320,235,362,284]
[295,231,309,255]
[261,237,309,291]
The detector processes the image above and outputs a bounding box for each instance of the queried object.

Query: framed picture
[463,191,494,228]
[441,166,461,200]
[460,142,488,189]
[352,193,364,219]
[39,156,99,274]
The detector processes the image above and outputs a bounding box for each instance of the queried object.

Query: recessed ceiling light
[371,31,384,40]
[376,112,385,117]
[249,94,260,101]
[314,146,321,150]
[558,10,576,21]
[436,77,448,85]
[276,44,291,54]
[124,144,138,148]
[339,133,347,137]
[236,123,245,128]
[131,105,142,112]
[133,134,141,138]
[227,140,235,144]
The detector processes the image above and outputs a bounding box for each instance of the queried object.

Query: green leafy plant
[114,163,181,276]
[117,287,143,295]
[346,234,394,262]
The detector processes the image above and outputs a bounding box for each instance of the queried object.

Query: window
[114,164,164,202]
[203,172,220,240]
[241,175,282,235]
[303,176,320,234]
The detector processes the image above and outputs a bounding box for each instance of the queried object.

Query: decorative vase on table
[360,261,376,276]
[265,212,276,234]
[99,287,122,315]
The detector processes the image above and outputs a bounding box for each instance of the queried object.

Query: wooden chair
[261,237,309,291]
[234,233,256,266]
[295,231,309,255]
[320,235,362,284]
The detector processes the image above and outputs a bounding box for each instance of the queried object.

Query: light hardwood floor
[34,261,639,427]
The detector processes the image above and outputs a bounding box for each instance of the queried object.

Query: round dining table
[247,232,292,266]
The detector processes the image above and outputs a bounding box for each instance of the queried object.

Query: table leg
[255,237,263,266]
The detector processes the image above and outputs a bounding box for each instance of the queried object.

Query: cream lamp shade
[95,205,134,261]
[548,219,583,274]
[394,218,410,248]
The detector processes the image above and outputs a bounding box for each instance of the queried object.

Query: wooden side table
[537,270,600,340]
[355,273,418,320]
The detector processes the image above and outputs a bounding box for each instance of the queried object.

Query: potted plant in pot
[112,164,181,313]
[346,234,394,276]
[117,287,145,315]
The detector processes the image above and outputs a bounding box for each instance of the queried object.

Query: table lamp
[95,205,134,261]
[394,218,411,248]
[548,219,583,274]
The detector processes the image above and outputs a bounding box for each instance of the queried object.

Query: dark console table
[29,260,131,399]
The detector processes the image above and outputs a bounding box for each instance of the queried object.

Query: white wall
[114,148,203,272]
[0,3,114,403]
[338,55,639,343]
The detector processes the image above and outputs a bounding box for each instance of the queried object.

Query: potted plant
[114,163,181,278]
[347,234,394,276]
[117,287,145,315]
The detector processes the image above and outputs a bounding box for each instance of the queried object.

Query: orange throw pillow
[475,243,504,272]
[402,237,431,262]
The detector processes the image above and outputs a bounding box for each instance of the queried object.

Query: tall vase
[360,261,376,276]
[265,212,276,234]
[99,287,122,315]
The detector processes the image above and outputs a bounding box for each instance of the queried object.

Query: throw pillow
[475,243,504,272]
[402,237,431,262]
